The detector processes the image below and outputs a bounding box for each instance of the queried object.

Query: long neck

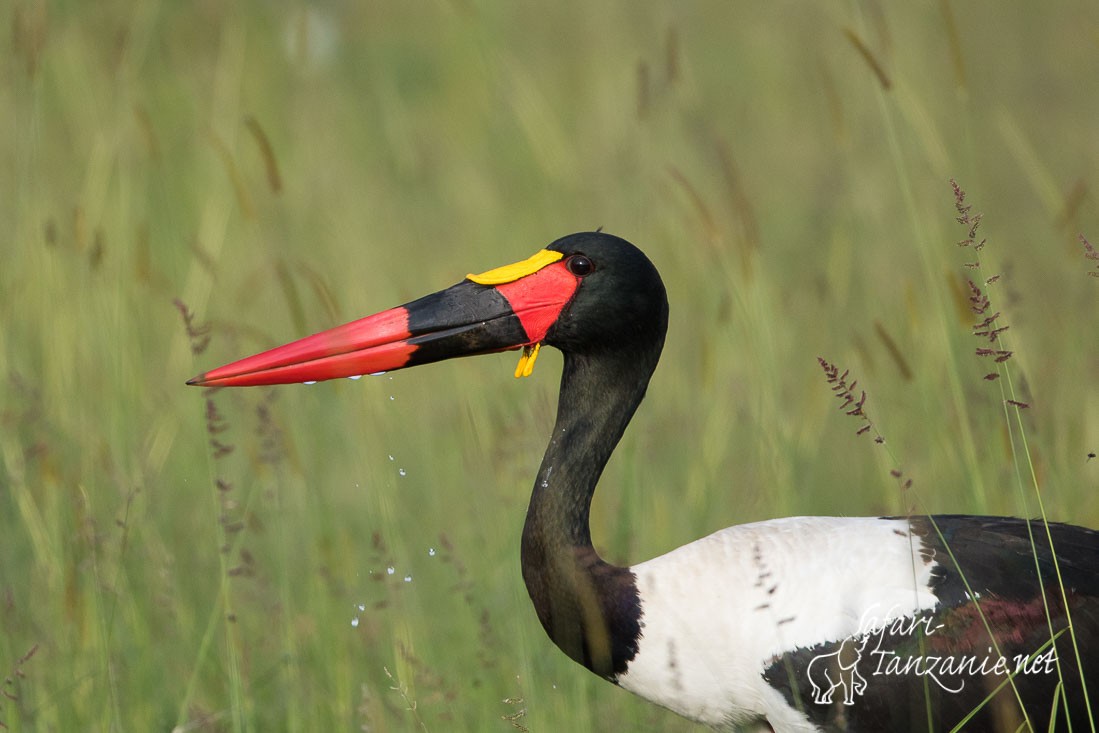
[520,347,656,679]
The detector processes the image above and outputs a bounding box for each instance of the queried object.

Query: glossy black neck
[520,344,659,679]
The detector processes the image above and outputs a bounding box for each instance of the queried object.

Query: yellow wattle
[514,343,541,379]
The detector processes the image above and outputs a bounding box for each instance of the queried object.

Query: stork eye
[566,254,594,277]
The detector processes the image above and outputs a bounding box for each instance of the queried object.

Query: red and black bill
[187,249,581,388]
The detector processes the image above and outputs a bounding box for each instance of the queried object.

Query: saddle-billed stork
[189,232,1098,731]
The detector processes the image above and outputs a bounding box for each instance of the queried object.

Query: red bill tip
[188,306,413,387]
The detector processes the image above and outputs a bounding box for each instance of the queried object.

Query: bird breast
[618,516,940,729]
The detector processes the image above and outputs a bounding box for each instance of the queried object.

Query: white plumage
[622,517,939,729]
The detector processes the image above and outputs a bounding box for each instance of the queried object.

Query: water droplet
[351,617,360,627]
[369,371,386,377]
[398,468,407,477]
[282,6,339,71]
[304,380,317,385]
[386,566,395,575]
[403,574,413,583]
[348,374,362,380]
[427,547,436,557]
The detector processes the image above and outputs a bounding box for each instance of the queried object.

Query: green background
[3,1,1098,730]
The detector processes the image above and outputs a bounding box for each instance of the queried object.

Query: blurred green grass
[2,1,1098,730]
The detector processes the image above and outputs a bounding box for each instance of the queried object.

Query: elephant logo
[806,634,870,706]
